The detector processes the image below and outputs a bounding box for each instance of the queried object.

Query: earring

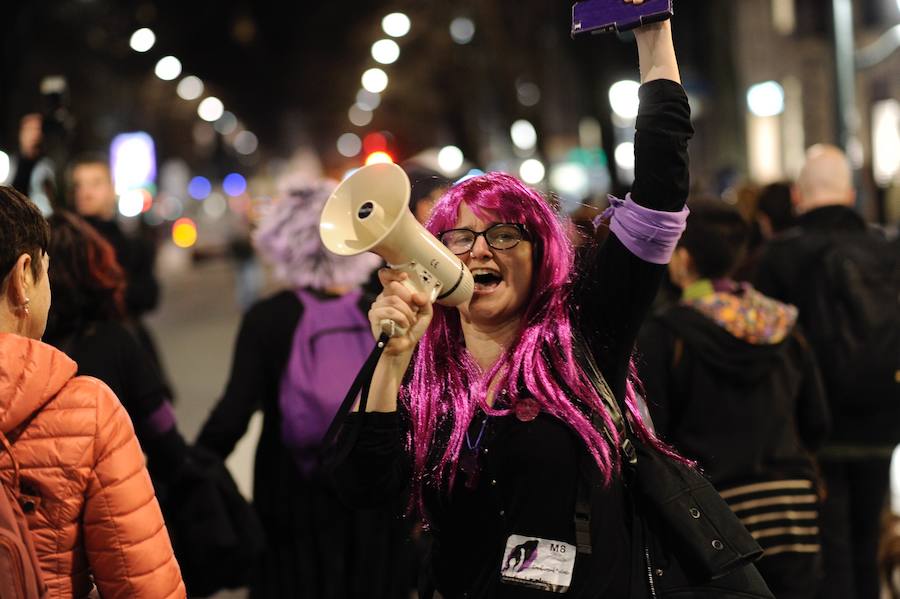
[18,298,30,317]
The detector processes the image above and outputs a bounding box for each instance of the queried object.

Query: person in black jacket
[332,15,696,598]
[68,154,172,395]
[42,211,188,479]
[637,202,830,599]
[196,176,410,599]
[754,144,898,599]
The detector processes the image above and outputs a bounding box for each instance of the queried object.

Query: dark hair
[44,211,126,339]
[68,152,110,172]
[756,181,795,233]
[679,200,749,279]
[0,186,50,285]
[402,164,449,212]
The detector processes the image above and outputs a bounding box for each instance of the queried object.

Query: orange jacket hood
[0,333,77,434]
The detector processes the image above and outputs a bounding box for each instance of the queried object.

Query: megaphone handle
[379,265,438,338]
[380,318,402,338]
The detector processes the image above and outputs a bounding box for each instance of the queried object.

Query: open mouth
[473,271,503,293]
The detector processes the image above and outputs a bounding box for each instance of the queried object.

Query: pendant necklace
[460,414,489,489]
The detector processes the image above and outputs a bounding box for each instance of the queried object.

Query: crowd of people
[1,9,899,599]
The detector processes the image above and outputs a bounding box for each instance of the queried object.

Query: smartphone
[571,0,673,37]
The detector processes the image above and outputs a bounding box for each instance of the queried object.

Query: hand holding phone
[571,0,673,37]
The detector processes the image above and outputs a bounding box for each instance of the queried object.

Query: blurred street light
[348,104,373,127]
[746,81,785,117]
[234,131,259,154]
[361,68,389,93]
[372,39,400,65]
[118,189,145,217]
[159,195,184,221]
[0,151,9,183]
[517,81,541,107]
[363,132,388,154]
[129,28,156,52]
[203,193,227,219]
[214,111,238,134]
[154,56,182,81]
[337,133,362,157]
[438,145,464,173]
[172,218,198,248]
[188,176,212,200]
[176,76,204,100]
[520,159,545,184]
[365,151,393,165]
[198,97,225,121]
[550,163,590,201]
[110,132,156,195]
[382,13,411,38]
[614,142,635,170]
[510,120,537,151]
[872,99,900,187]
[609,80,640,120]
[223,173,247,196]
[450,17,475,44]
[356,89,381,111]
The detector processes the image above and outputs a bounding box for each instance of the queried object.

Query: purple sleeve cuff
[143,401,177,436]
[592,194,688,264]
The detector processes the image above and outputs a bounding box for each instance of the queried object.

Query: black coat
[753,205,898,447]
[637,299,830,486]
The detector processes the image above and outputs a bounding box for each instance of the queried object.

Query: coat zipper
[644,544,658,599]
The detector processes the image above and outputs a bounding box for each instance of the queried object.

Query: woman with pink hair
[334,12,692,599]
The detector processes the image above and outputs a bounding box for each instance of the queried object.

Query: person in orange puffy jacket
[0,185,185,598]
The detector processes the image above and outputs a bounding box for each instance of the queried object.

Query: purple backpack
[279,289,372,476]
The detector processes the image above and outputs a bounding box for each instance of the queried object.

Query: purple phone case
[572,0,673,37]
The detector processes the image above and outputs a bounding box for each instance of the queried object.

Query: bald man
[755,145,897,599]
[793,144,856,214]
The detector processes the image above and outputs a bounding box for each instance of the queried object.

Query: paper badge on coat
[500,534,575,593]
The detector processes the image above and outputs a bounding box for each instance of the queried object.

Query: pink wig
[403,172,683,507]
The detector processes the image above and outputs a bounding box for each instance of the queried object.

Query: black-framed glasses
[438,223,531,255]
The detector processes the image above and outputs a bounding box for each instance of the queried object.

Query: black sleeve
[636,318,677,437]
[197,296,300,458]
[11,155,37,195]
[117,325,171,423]
[791,330,831,451]
[752,246,788,301]
[124,236,160,316]
[330,411,411,508]
[573,80,692,398]
[631,80,694,213]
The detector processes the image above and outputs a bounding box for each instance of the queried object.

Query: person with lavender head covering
[331,10,697,599]
[196,177,410,598]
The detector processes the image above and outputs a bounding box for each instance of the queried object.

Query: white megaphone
[319,162,474,337]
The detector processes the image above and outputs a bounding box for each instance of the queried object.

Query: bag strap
[571,329,637,465]
[570,329,638,555]
[320,331,391,463]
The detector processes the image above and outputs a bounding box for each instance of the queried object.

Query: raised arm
[634,18,681,85]
[574,17,692,399]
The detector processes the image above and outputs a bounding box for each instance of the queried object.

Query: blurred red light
[362,132,388,154]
